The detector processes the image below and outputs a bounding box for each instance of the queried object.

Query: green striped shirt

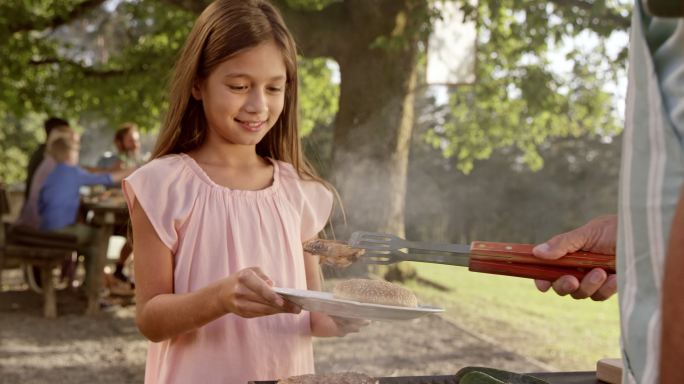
[617,2,684,383]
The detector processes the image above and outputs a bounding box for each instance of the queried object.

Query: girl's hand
[221,267,301,318]
[310,312,369,337]
[329,316,370,336]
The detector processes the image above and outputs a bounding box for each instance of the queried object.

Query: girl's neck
[189,141,264,168]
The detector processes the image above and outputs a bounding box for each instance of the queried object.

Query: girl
[123,1,366,383]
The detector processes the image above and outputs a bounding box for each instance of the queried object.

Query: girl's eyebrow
[223,73,286,81]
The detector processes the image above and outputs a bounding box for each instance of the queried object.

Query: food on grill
[455,366,547,384]
[333,279,418,308]
[303,239,364,268]
[277,372,378,384]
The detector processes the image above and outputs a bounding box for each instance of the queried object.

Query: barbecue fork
[349,231,615,281]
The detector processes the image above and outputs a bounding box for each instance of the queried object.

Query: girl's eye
[228,85,248,91]
[267,86,284,93]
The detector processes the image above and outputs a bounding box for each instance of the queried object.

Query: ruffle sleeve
[122,155,197,252]
[278,161,334,241]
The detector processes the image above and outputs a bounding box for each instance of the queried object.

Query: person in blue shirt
[38,135,133,290]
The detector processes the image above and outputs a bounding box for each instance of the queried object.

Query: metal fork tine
[362,254,395,264]
[348,231,472,267]
[354,238,391,244]
[350,231,469,255]
[349,231,398,243]
[355,242,391,249]
[363,249,392,255]
[364,259,394,265]
[358,246,391,252]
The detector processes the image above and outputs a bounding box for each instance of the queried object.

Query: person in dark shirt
[25,117,70,200]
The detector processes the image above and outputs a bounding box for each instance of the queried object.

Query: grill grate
[249,370,599,384]
[379,376,458,384]
[250,376,457,384]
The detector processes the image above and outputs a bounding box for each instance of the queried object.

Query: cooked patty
[303,239,364,268]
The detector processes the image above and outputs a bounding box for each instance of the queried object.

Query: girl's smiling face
[192,39,287,147]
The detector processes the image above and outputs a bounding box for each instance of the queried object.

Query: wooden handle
[468,241,615,281]
[469,259,593,281]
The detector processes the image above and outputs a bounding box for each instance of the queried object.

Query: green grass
[402,263,620,371]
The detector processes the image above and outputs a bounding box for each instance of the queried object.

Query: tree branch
[30,58,126,78]
[548,0,631,30]
[270,0,350,59]
[10,0,107,33]
[158,0,211,14]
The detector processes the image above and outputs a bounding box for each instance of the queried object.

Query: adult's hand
[532,215,618,300]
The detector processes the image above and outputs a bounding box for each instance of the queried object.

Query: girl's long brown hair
[153,0,328,188]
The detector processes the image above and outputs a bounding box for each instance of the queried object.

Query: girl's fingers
[248,267,274,286]
[234,287,300,315]
[330,316,370,335]
[282,299,302,314]
[239,269,284,307]
[346,319,370,332]
[234,301,286,318]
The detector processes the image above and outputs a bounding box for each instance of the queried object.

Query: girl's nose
[244,88,268,114]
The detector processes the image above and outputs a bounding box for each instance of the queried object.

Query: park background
[0,0,631,380]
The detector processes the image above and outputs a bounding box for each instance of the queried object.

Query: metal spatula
[349,231,615,281]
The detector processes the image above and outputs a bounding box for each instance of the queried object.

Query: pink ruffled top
[122,153,332,384]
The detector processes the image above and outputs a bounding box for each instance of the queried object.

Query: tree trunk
[331,46,418,237]
[275,0,427,279]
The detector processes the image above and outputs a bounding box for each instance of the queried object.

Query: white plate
[273,287,444,321]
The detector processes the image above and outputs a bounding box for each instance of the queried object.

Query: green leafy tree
[0,0,338,184]
[0,0,630,239]
[428,0,628,173]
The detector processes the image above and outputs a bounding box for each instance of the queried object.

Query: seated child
[38,136,133,288]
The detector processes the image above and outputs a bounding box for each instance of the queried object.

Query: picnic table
[81,191,128,315]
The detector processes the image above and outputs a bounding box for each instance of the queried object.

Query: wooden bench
[0,187,78,318]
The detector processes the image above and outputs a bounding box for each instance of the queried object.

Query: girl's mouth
[235,118,266,132]
[235,119,266,132]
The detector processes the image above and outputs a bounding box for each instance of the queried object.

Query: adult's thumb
[533,228,586,260]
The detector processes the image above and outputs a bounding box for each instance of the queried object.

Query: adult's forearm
[660,184,684,384]
[137,281,228,342]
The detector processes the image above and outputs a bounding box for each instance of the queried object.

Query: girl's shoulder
[133,154,185,177]
[276,160,329,193]
[275,160,300,180]
[276,160,321,185]
[126,154,195,190]
[274,160,334,241]
[133,154,185,175]
[275,159,332,204]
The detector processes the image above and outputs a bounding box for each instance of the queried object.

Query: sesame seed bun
[333,279,418,308]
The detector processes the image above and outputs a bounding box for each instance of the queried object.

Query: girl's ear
[191,80,203,100]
